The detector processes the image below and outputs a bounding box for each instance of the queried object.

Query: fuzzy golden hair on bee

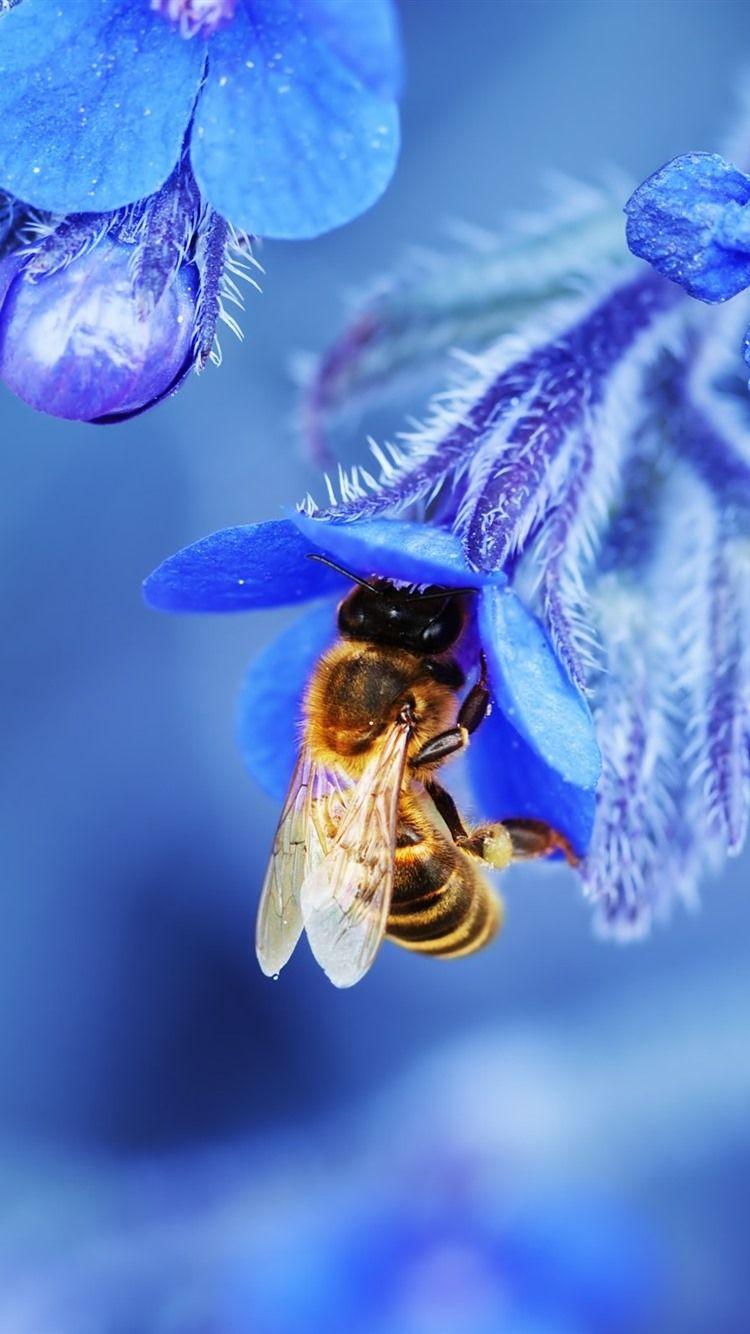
[303,639,458,780]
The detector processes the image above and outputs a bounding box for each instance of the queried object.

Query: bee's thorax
[303,640,457,780]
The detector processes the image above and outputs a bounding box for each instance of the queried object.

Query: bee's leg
[424,780,512,871]
[456,819,578,870]
[409,673,491,770]
[456,652,491,733]
[456,675,491,735]
[409,725,468,769]
[455,824,513,870]
[424,779,468,840]
[503,818,579,867]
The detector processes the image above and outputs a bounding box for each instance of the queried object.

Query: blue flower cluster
[0,0,401,420]
[148,181,750,940]
[5,3,745,952]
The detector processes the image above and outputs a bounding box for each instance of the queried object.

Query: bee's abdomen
[387,822,502,960]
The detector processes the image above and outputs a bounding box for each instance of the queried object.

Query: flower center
[150,0,236,39]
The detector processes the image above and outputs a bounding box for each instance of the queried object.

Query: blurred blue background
[2,1,750,1329]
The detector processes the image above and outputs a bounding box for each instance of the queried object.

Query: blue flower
[0,0,401,420]
[144,513,602,859]
[626,153,750,303]
[0,0,401,240]
[624,151,750,369]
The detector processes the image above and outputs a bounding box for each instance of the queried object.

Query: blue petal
[237,600,337,799]
[625,152,750,303]
[300,0,403,98]
[479,585,601,790]
[467,707,597,858]
[293,514,507,588]
[143,519,347,612]
[190,0,400,238]
[0,0,203,214]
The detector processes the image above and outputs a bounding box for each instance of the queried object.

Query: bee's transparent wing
[256,751,345,978]
[301,721,411,988]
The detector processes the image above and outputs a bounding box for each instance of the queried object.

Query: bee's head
[338,580,469,653]
[307,556,475,655]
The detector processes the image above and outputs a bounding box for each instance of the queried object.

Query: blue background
[1,2,749,1329]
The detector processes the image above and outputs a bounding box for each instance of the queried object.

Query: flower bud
[0,237,198,423]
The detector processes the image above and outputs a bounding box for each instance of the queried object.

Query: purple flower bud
[0,235,198,423]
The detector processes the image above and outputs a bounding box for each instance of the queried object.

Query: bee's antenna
[306,554,479,601]
[306,552,383,595]
[405,586,479,601]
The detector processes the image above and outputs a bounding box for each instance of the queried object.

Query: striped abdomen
[386,791,502,959]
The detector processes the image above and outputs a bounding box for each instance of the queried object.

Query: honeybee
[256,558,574,987]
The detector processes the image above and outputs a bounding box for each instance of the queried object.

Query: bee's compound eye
[418,599,464,652]
[338,597,360,633]
[338,586,375,638]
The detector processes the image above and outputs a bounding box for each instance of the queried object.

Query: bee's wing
[301,720,411,988]
[256,750,345,978]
